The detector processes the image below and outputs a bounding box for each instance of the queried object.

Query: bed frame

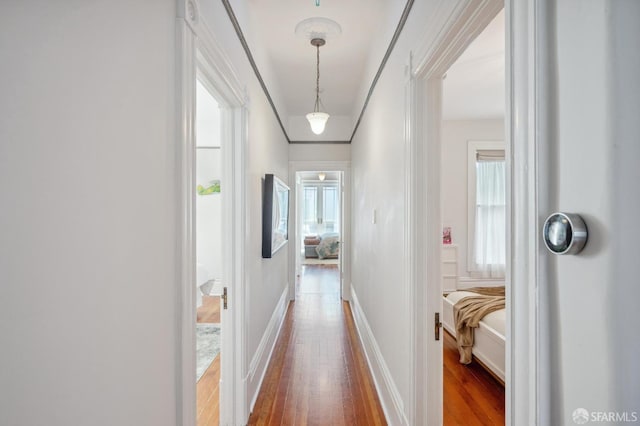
[442,294,506,383]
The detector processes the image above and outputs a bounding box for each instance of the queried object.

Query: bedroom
[439,8,507,424]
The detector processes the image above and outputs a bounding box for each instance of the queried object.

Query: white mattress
[445,291,506,337]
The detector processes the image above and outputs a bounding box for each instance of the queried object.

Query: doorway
[177,12,249,425]
[404,0,533,423]
[194,79,224,426]
[288,161,351,302]
[439,8,507,423]
[298,171,341,269]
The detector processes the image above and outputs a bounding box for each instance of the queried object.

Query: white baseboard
[247,286,290,412]
[350,287,409,426]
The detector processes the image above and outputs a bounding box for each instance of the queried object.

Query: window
[322,186,338,225]
[467,141,506,277]
[302,181,340,235]
[303,187,318,224]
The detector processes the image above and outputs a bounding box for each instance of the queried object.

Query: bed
[442,290,506,383]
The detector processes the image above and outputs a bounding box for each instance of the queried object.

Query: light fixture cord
[314,44,321,112]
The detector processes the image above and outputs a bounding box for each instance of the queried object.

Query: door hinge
[435,312,442,341]
[222,287,228,310]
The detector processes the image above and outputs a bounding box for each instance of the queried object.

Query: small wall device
[542,212,588,255]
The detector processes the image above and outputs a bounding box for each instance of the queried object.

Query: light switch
[372,209,377,224]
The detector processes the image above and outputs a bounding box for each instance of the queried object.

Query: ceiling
[237,2,504,140]
[248,1,387,115]
[246,0,401,140]
[298,171,340,182]
[442,9,505,121]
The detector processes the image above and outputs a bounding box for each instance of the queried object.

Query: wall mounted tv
[262,174,290,258]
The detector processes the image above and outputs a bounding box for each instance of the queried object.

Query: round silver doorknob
[542,212,588,255]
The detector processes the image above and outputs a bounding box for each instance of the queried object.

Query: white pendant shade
[306,112,330,135]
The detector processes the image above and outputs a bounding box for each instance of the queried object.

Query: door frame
[177,2,248,425]
[288,161,351,301]
[407,0,544,424]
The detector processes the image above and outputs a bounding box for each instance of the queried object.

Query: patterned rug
[196,323,221,382]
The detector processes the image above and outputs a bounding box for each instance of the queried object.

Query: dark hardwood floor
[197,295,221,426]
[248,265,387,426]
[443,330,505,425]
[195,269,504,426]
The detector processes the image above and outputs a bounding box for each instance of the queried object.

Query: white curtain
[473,160,506,277]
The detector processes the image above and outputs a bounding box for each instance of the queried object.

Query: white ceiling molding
[442,9,505,120]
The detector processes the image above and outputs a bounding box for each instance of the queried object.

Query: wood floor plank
[444,330,505,425]
[197,295,221,426]
[248,265,386,426]
[197,295,220,324]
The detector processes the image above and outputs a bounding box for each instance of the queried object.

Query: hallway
[248,265,386,425]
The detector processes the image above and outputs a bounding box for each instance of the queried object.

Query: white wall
[441,119,504,279]
[195,82,222,284]
[0,1,178,425]
[196,149,222,282]
[0,0,293,424]
[544,0,640,422]
[243,80,290,387]
[289,143,351,162]
[350,5,433,421]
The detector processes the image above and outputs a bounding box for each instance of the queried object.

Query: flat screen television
[262,174,290,258]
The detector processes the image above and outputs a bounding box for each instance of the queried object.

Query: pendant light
[306,38,329,135]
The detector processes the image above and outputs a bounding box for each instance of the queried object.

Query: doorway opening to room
[289,162,351,302]
[439,7,507,425]
[177,14,247,426]
[299,171,341,268]
[194,78,224,426]
[296,171,342,295]
[406,0,511,422]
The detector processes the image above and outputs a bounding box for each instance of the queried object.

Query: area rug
[196,323,221,382]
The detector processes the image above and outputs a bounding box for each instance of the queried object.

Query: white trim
[506,0,544,424]
[176,4,249,425]
[195,21,245,109]
[408,1,506,424]
[176,17,197,426]
[288,161,352,302]
[247,287,290,411]
[406,67,447,426]
[350,288,408,426]
[413,1,502,79]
